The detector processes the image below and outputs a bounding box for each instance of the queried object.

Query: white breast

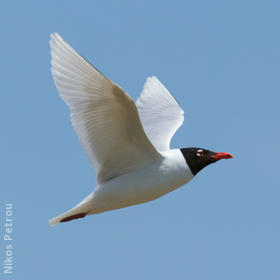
[90,149,194,213]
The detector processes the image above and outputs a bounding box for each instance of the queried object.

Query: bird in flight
[49,33,233,226]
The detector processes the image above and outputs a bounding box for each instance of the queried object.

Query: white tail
[49,193,94,226]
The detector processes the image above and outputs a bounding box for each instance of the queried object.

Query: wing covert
[50,33,160,183]
[136,76,184,152]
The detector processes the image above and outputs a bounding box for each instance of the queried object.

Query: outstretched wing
[136,76,184,152]
[50,33,160,183]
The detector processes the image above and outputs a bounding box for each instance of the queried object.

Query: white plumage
[49,33,193,226]
[50,33,159,184]
[136,76,184,152]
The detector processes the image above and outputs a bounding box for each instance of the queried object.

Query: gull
[49,33,233,226]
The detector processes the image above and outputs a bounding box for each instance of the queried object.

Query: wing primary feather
[50,33,160,183]
[136,76,184,152]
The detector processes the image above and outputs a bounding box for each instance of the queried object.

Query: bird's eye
[196,149,204,157]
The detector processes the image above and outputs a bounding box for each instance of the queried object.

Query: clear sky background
[1,0,280,279]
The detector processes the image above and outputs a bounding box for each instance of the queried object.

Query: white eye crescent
[197,149,204,157]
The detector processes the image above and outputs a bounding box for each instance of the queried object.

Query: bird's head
[180,147,233,175]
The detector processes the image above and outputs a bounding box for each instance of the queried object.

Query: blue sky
[1,0,280,279]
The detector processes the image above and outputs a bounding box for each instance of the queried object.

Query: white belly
[89,149,194,213]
